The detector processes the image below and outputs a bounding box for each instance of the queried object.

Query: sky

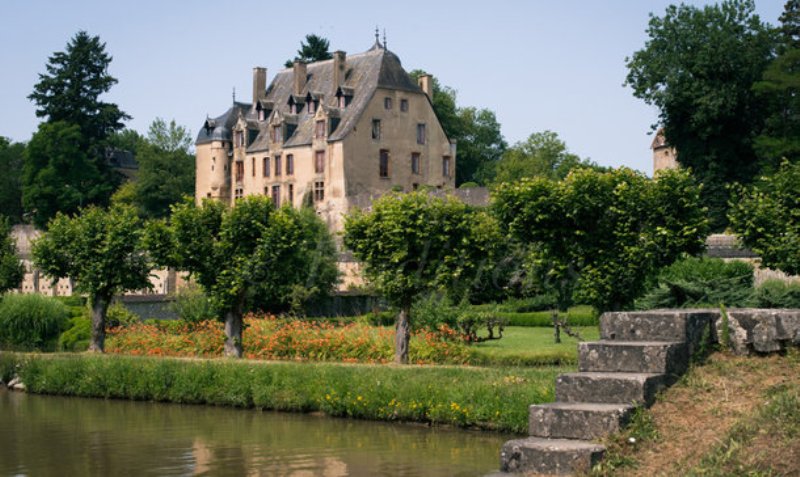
[0,0,785,175]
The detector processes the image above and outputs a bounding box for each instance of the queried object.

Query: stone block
[500,437,605,475]
[579,340,688,375]
[529,402,635,440]
[600,310,717,355]
[556,372,668,406]
[721,309,800,355]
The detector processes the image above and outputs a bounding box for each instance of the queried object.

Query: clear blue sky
[0,1,784,174]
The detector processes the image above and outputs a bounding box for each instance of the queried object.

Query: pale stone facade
[652,128,678,173]
[195,40,456,234]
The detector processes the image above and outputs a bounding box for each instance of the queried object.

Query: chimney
[293,61,307,96]
[333,50,346,90]
[418,74,433,99]
[252,67,267,105]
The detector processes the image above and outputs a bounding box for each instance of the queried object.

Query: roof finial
[232,87,236,105]
[383,29,387,50]
[375,26,380,46]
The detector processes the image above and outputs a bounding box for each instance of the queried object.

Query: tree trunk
[552,310,561,344]
[395,304,411,364]
[88,295,110,353]
[224,295,245,358]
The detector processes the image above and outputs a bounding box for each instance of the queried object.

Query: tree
[147,118,193,154]
[26,31,130,224]
[344,192,502,363]
[148,197,338,357]
[492,168,708,313]
[409,70,507,186]
[284,34,332,68]
[0,137,25,223]
[488,131,601,185]
[32,205,152,352]
[0,216,24,294]
[729,160,800,275]
[625,0,777,230]
[23,122,112,227]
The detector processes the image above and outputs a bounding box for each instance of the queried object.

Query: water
[0,389,510,476]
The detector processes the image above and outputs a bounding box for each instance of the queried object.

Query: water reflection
[0,389,509,476]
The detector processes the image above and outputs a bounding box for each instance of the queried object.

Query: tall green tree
[0,216,24,294]
[344,192,502,364]
[284,34,333,67]
[409,70,507,186]
[625,0,777,230]
[488,131,601,185]
[729,160,800,275]
[32,205,152,352]
[26,31,129,224]
[492,168,708,312]
[0,137,25,223]
[147,197,338,358]
[23,122,111,227]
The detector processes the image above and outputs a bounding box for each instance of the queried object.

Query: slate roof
[195,102,254,145]
[198,43,423,151]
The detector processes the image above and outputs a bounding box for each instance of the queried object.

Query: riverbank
[0,352,568,433]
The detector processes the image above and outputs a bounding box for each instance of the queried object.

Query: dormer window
[272,125,282,143]
[235,130,245,148]
[315,120,325,139]
[258,108,266,121]
[308,100,316,114]
[336,87,352,109]
[338,95,346,109]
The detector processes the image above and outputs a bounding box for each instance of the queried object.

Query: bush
[755,279,800,309]
[168,283,216,325]
[0,294,68,351]
[57,316,91,352]
[106,301,140,328]
[635,257,755,309]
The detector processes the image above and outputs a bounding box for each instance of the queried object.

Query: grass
[468,326,599,366]
[2,351,570,434]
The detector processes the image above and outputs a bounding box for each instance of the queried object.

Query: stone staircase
[497,310,716,476]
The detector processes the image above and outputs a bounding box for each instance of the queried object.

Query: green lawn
[469,326,600,367]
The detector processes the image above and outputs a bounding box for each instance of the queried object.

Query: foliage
[27,31,129,224]
[408,70,507,185]
[10,352,565,433]
[729,160,800,275]
[754,279,800,308]
[635,257,754,309]
[625,0,777,230]
[0,217,24,294]
[493,167,708,312]
[32,204,152,351]
[284,34,332,67]
[57,316,91,352]
[105,301,139,328]
[132,131,195,218]
[147,197,338,357]
[146,118,192,153]
[0,294,68,351]
[489,131,602,185]
[168,282,216,325]
[0,137,25,223]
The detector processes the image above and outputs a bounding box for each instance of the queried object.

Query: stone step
[556,372,669,406]
[500,437,605,475]
[600,310,716,354]
[579,340,688,375]
[529,402,635,440]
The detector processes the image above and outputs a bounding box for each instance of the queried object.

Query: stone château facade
[652,128,678,173]
[194,39,456,233]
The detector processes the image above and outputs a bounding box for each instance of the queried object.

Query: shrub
[57,316,91,352]
[0,294,68,351]
[168,283,216,325]
[635,257,755,309]
[755,279,800,309]
[106,301,140,328]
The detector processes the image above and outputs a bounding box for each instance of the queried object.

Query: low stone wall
[719,309,800,355]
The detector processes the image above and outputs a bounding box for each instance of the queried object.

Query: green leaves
[0,216,24,294]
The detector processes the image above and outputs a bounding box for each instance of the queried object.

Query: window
[314,181,325,202]
[235,161,244,182]
[412,183,419,191]
[262,157,270,177]
[288,183,294,205]
[315,150,325,173]
[372,119,381,140]
[258,109,266,121]
[275,155,282,176]
[315,120,325,139]
[234,188,243,199]
[271,185,280,208]
[206,192,212,198]
[379,149,390,178]
[235,130,244,147]
[272,125,281,143]
[384,97,392,110]
[308,100,316,115]
[338,95,346,108]
[411,152,420,175]
[286,154,294,175]
[442,156,451,177]
[400,99,409,112]
[251,157,256,177]
[417,124,426,145]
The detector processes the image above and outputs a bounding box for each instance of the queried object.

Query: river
[0,389,510,476]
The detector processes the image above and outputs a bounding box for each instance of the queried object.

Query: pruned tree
[344,192,502,364]
[32,205,152,352]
